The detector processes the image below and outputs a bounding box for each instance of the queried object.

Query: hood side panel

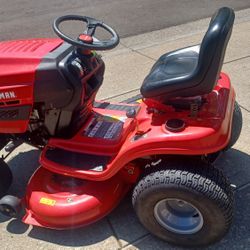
[0,38,63,133]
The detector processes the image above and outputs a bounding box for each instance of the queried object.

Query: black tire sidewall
[225,101,242,150]
[203,101,242,161]
[0,195,21,217]
[0,161,12,198]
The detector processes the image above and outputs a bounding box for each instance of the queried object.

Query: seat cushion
[141,45,199,100]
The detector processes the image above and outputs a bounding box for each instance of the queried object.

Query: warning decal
[84,115,125,140]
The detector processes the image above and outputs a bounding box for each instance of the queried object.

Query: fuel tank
[0,38,63,133]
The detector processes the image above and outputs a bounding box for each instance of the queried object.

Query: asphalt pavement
[0,0,250,40]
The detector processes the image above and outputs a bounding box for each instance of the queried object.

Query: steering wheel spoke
[85,17,100,36]
[85,24,96,36]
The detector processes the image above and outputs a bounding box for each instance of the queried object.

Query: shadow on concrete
[6,218,29,234]
[28,219,116,248]
[0,148,249,249]
[0,149,40,224]
[215,148,250,189]
[7,149,41,197]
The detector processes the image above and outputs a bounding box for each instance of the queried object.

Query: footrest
[94,101,140,112]
[45,148,111,172]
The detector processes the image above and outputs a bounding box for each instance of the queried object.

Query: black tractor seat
[140,7,235,103]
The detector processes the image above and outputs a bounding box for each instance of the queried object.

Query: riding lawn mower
[0,7,243,247]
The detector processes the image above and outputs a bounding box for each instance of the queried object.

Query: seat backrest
[196,7,235,92]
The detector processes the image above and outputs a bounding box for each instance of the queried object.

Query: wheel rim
[0,204,16,217]
[154,198,204,234]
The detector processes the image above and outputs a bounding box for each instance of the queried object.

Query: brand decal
[0,91,16,100]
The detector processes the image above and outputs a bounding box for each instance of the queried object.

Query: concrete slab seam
[102,88,140,101]
[106,217,123,249]
[120,41,157,62]
[236,183,250,191]
[224,55,250,65]
[239,104,250,113]
[121,233,150,249]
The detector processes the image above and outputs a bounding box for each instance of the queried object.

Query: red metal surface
[23,166,136,229]
[40,72,235,181]
[0,38,63,133]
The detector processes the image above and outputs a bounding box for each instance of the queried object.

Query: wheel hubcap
[154,198,204,234]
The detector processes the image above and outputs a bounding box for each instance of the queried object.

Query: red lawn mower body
[22,71,234,229]
[0,7,239,240]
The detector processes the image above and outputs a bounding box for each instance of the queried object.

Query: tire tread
[133,163,233,232]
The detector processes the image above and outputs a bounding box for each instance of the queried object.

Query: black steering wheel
[53,15,119,51]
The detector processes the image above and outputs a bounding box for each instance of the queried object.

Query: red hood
[0,38,63,133]
[0,38,63,85]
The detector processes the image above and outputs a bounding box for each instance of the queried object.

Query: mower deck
[23,167,133,229]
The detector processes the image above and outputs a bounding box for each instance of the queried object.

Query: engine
[0,38,105,148]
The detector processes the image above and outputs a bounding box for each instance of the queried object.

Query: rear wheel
[132,161,233,247]
[224,101,242,151]
[202,101,242,163]
[0,160,12,198]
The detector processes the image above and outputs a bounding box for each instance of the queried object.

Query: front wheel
[132,162,233,247]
